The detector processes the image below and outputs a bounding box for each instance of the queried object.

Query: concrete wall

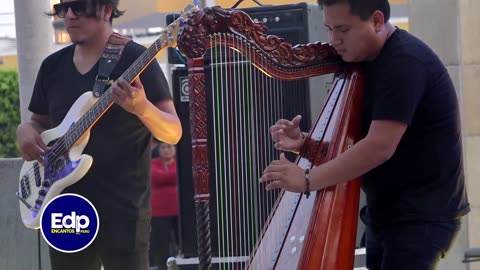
[0,158,50,270]
[459,1,480,270]
[409,0,480,269]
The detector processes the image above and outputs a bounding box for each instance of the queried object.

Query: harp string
[229,33,238,266]
[249,39,261,269]
[210,34,300,268]
[242,36,252,266]
[211,34,226,267]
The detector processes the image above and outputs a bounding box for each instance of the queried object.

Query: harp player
[260,1,469,269]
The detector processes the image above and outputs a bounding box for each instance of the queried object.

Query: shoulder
[377,29,450,86]
[115,41,151,69]
[126,40,147,51]
[123,41,148,58]
[382,29,440,67]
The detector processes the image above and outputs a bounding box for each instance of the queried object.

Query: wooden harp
[176,6,364,270]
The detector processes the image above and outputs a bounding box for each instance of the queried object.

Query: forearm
[138,101,182,144]
[28,120,48,133]
[18,116,51,134]
[309,137,390,190]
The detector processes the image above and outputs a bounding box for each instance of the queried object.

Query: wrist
[295,132,306,153]
[18,122,40,134]
[134,99,150,117]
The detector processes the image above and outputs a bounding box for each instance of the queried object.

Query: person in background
[149,141,179,270]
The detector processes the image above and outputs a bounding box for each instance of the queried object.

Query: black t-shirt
[361,29,470,228]
[29,41,171,230]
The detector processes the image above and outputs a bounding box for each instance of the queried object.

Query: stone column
[409,0,480,269]
[14,0,54,122]
[458,1,480,270]
[11,2,54,269]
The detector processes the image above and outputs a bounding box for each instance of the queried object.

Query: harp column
[409,0,479,269]
[188,58,212,270]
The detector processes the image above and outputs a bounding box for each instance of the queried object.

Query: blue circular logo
[40,193,99,253]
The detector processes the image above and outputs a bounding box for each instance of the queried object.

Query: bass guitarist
[16,0,182,269]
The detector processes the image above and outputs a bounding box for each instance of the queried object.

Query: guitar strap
[92,32,131,97]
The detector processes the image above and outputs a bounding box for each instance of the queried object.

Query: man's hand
[112,78,148,116]
[16,123,48,164]
[259,153,306,192]
[270,115,304,153]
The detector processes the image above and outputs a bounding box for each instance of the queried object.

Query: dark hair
[48,0,125,22]
[94,0,124,21]
[318,0,390,22]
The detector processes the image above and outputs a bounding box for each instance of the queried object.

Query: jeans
[365,219,462,270]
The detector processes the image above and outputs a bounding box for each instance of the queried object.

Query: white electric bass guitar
[17,5,197,229]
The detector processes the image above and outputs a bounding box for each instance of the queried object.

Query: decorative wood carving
[187,58,210,199]
[178,6,344,80]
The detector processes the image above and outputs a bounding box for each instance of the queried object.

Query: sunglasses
[53,1,89,18]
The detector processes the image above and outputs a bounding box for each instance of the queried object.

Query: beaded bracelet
[304,168,310,198]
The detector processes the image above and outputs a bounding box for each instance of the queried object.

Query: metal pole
[14,0,54,122]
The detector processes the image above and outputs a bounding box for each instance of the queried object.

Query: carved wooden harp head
[178,6,345,79]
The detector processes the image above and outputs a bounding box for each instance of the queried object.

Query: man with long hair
[16,1,182,269]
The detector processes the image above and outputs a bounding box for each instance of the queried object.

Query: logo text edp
[51,211,90,233]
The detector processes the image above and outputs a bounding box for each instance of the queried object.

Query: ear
[371,10,385,33]
[103,4,113,21]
